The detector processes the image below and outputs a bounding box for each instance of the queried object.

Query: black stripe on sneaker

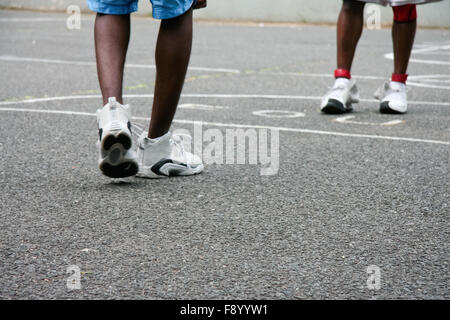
[151,159,173,176]
[151,159,188,177]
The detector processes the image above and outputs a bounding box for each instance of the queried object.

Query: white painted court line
[0,56,95,67]
[179,103,229,110]
[405,81,450,90]
[0,107,449,146]
[0,107,93,117]
[261,72,450,90]
[3,55,450,90]
[252,110,305,118]
[0,18,70,22]
[171,119,450,146]
[260,72,386,81]
[0,55,241,74]
[1,94,449,107]
[333,115,404,126]
[384,45,450,66]
[405,45,450,55]
[407,75,450,90]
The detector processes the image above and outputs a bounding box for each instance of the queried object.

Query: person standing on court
[320,0,442,115]
[88,0,206,178]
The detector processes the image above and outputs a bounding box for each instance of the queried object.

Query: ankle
[147,130,170,140]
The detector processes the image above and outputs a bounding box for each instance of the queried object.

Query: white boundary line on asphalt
[260,72,386,81]
[384,45,450,66]
[0,18,70,22]
[1,94,449,107]
[0,55,241,74]
[407,75,450,90]
[3,55,450,89]
[0,106,449,146]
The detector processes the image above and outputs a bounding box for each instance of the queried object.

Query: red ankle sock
[392,73,408,83]
[334,69,351,79]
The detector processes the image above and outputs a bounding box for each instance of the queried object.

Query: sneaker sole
[100,159,138,178]
[101,120,132,151]
[102,132,132,151]
[99,142,138,178]
[321,99,353,114]
[380,101,406,114]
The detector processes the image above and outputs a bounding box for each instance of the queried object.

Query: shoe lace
[385,83,409,100]
[329,84,346,92]
[327,80,351,96]
[170,134,192,167]
[130,122,145,141]
[127,123,193,164]
[389,86,410,94]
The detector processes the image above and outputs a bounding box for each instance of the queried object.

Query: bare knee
[342,0,366,14]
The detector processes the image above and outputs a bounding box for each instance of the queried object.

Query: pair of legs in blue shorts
[87,0,195,19]
[91,0,203,178]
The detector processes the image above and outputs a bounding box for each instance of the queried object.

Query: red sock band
[392,73,408,83]
[334,69,351,79]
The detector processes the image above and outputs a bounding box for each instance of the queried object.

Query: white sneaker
[320,78,360,114]
[136,131,204,179]
[96,97,138,178]
[374,81,408,114]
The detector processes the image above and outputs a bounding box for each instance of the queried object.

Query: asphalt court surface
[0,10,449,299]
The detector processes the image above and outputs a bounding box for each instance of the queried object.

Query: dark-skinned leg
[147,8,193,139]
[94,13,130,105]
[392,20,416,75]
[337,0,366,71]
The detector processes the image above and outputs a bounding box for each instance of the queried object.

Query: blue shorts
[87,0,194,19]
